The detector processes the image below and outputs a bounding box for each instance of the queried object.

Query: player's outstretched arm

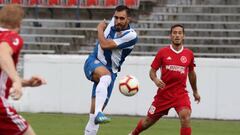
[97,20,117,49]
[22,76,47,87]
[188,70,201,103]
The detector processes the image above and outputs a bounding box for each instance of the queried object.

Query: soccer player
[129,24,201,135]
[84,5,138,135]
[0,4,46,135]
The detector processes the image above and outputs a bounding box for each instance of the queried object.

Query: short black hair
[115,5,131,16]
[170,24,185,34]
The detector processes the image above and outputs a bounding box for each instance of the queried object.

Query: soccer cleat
[94,112,111,124]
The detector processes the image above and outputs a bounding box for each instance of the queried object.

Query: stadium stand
[11,0,23,4]
[48,0,60,6]
[67,0,78,6]
[124,0,138,7]
[0,0,239,57]
[22,41,65,54]
[86,0,98,6]
[21,49,55,54]
[135,0,240,57]
[105,0,118,7]
[28,0,38,5]
[0,0,139,8]
[24,41,70,46]
[21,33,85,39]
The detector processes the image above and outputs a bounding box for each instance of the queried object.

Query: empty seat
[28,0,38,5]
[48,0,60,5]
[86,0,98,6]
[105,0,118,6]
[67,0,77,6]
[124,0,136,6]
[11,0,23,4]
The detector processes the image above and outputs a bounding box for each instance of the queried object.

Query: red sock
[131,119,144,135]
[180,127,191,135]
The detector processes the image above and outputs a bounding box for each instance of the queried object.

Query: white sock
[95,75,111,115]
[84,114,99,135]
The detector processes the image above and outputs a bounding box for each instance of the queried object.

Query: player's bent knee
[93,67,111,82]
[180,114,190,122]
[94,66,111,76]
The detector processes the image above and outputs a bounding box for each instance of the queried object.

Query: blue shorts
[84,55,117,105]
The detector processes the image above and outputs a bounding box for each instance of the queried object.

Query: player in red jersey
[0,4,46,135]
[129,24,201,135]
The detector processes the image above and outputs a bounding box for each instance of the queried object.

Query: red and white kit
[0,28,28,135]
[148,45,195,120]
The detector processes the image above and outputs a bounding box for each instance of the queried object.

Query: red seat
[67,0,77,6]
[105,0,117,6]
[86,0,98,6]
[124,0,136,6]
[0,0,4,4]
[48,0,60,5]
[11,0,23,4]
[29,0,38,5]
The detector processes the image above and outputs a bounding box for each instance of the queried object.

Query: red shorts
[0,97,29,135]
[147,92,191,120]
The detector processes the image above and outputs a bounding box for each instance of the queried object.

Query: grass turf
[21,112,240,135]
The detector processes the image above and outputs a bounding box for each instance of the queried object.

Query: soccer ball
[119,75,139,96]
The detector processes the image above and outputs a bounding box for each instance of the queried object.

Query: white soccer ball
[119,75,139,96]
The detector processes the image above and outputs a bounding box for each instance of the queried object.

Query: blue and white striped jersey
[91,25,138,73]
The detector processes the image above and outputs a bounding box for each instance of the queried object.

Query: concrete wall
[10,55,240,120]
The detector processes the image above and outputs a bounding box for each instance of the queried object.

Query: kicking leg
[94,75,112,124]
[94,75,111,115]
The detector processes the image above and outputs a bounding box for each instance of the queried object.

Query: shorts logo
[148,105,156,115]
[180,56,187,63]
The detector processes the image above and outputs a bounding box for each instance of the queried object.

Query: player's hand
[27,76,47,87]
[193,91,201,104]
[9,80,23,100]
[153,78,166,89]
[97,19,107,31]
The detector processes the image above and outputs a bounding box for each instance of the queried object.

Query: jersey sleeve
[0,33,23,54]
[113,30,138,49]
[189,51,196,72]
[151,49,162,70]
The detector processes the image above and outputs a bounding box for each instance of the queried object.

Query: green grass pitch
[21,112,240,135]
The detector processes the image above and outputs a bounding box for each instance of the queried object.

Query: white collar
[0,27,9,31]
[170,44,184,54]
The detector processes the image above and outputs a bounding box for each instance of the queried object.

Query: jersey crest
[180,56,187,63]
